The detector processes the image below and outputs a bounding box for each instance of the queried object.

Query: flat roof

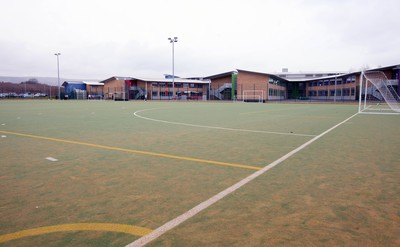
[62,81,103,86]
[83,81,103,86]
[134,77,210,84]
[286,73,357,82]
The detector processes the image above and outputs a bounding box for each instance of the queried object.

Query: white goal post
[242,90,264,103]
[358,71,400,115]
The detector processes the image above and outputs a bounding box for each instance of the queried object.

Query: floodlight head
[168,37,178,43]
[54,53,61,56]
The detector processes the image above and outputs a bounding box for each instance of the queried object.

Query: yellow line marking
[0,223,152,243]
[0,130,261,171]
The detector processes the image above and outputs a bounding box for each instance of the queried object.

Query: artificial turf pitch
[0,100,399,246]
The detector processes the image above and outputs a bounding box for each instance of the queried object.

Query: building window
[152,91,158,96]
[318,90,328,96]
[159,91,173,97]
[175,83,182,88]
[269,78,284,86]
[190,92,202,96]
[152,83,158,87]
[347,76,355,83]
[189,83,196,88]
[183,83,188,88]
[351,88,355,96]
[268,88,279,96]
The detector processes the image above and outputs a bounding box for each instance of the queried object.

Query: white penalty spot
[45,157,58,162]
[1,135,6,138]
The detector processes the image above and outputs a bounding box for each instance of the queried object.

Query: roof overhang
[100,76,209,84]
[62,81,85,86]
[83,81,103,86]
[204,71,237,80]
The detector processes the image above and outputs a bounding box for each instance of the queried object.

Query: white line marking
[45,157,58,162]
[126,112,359,247]
[1,135,6,138]
[133,108,315,137]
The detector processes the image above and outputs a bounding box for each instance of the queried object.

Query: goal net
[359,71,400,115]
[242,90,264,103]
[74,89,87,100]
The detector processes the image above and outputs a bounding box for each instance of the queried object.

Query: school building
[68,64,398,102]
[203,64,399,102]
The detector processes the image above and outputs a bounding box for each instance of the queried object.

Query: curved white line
[133,108,315,137]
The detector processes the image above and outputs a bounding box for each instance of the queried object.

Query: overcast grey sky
[0,0,399,79]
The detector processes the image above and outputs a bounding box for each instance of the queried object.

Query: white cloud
[0,0,399,79]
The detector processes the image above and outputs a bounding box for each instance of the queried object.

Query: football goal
[242,90,264,103]
[74,89,87,100]
[358,71,400,115]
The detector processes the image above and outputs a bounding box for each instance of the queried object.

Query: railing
[130,86,145,100]
[210,83,231,100]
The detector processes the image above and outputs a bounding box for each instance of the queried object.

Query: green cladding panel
[231,73,237,100]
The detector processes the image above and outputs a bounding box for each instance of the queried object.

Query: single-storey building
[62,81,104,99]
[100,76,210,101]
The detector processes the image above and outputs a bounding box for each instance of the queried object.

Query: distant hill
[0,76,100,86]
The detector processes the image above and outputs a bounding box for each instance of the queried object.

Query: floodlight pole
[54,53,61,100]
[168,37,178,100]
